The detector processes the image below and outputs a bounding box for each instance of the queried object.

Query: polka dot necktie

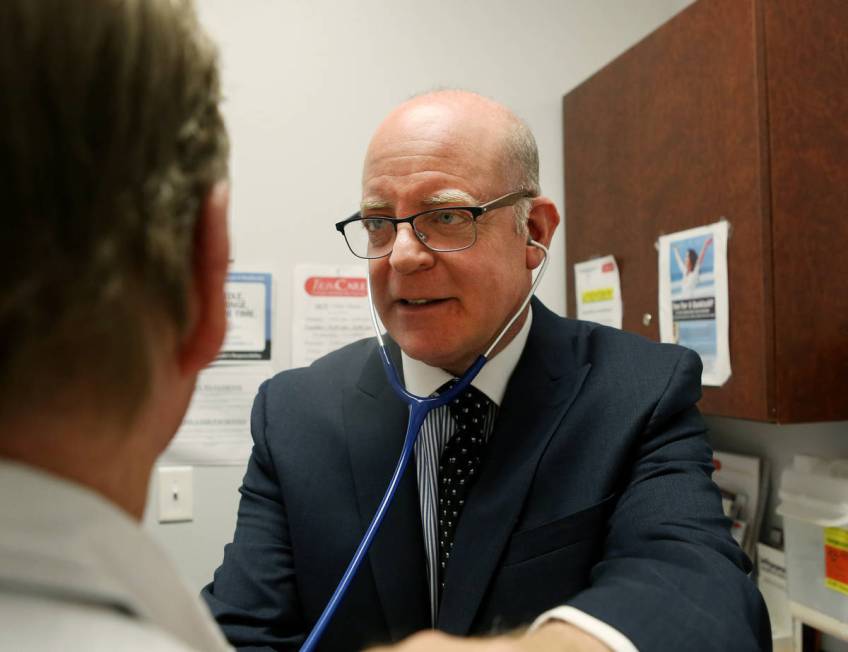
[436,380,493,595]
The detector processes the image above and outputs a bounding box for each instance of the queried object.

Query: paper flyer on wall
[159,364,272,465]
[573,255,622,329]
[291,263,372,368]
[218,272,272,362]
[658,221,731,386]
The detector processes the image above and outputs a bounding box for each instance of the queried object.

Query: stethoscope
[299,239,550,652]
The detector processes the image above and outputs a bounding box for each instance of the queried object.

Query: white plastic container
[776,456,848,625]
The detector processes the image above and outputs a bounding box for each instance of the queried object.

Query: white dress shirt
[401,308,638,652]
[0,460,232,652]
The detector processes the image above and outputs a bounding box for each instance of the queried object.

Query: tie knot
[437,380,492,423]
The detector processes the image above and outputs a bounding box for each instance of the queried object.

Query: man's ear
[525,196,560,270]
[179,182,230,375]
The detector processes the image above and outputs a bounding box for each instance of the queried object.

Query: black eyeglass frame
[334,190,535,260]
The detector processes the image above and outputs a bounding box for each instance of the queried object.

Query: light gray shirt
[0,460,232,652]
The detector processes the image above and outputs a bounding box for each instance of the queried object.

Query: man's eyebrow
[360,198,392,212]
[359,189,480,213]
[421,189,480,206]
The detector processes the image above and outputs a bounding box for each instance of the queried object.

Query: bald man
[203,92,770,652]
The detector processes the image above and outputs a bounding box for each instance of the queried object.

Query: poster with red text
[292,263,371,368]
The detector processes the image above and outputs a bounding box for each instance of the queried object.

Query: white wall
[143,0,702,591]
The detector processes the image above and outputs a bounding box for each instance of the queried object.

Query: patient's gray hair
[0,0,228,423]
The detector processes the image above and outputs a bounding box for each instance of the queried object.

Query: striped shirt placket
[413,398,498,624]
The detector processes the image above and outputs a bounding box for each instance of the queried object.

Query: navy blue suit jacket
[202,299,770,651]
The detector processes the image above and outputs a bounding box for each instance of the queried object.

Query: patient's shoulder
[0,591,201,651]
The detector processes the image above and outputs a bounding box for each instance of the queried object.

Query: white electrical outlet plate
[157,466,193,523]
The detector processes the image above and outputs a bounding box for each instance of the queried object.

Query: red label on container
[304,276,367,297]
[602,262,615,273]
[825,527,848,596]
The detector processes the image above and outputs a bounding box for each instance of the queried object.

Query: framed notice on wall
[218,271,272,362]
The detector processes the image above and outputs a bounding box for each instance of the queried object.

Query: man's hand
[366,622,611,652]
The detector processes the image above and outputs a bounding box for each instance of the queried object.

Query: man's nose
[389,224,435,274]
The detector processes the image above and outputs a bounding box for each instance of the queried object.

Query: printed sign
[292,263,372,368]
[658,221,731,386]
[574,255,623,329]
[219,272,272,361]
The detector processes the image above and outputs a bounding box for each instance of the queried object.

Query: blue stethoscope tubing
[299,240,549,652]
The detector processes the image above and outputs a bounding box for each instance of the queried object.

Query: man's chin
[397,339,475,375]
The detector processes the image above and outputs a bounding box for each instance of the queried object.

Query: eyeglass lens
[345,208,476,258]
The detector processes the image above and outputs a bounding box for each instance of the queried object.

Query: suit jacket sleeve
[201,380,306,651]
[564,349,771,651]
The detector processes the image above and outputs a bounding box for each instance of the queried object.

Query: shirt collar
[400,307,532,405]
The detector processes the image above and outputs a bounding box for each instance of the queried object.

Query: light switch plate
[158,466,193,523]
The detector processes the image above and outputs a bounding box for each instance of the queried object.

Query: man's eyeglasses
[335,190,534,260]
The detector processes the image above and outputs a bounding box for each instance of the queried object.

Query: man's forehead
[360,96,515,212]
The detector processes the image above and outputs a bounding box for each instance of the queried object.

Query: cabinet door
[765,0,848,423]
[563,0,774,420]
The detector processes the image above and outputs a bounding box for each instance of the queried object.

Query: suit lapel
[437,303,591,634]
[345,340,431,640]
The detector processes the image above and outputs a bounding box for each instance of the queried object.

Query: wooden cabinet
[563,0,847,423]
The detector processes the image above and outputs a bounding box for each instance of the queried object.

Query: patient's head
[0,0,229,423]
[0,0,230,514]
